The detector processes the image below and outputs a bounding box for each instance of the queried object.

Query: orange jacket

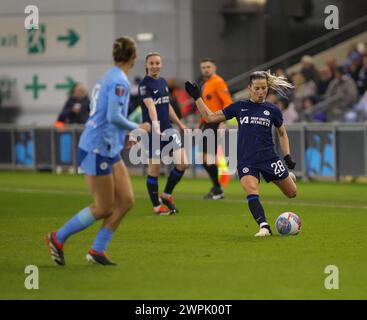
[201,74,232,124]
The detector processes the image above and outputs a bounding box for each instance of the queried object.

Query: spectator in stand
[300,97,327,123]
[354,89,367,121]
[325,56,337,77]
[343,43,363,72]
[57,82,90,125]
[292,72,317,98]
[275,68,291,82]
[318,66,334,96]
[356,55,367,95]
[325,66,359,121]
[266,92,278,104]
[347,60,362,83]
[300,55,319,85]
[277,97,298,124]
[291,72,317,111]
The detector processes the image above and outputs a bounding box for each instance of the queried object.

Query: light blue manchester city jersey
[79,66,138,157]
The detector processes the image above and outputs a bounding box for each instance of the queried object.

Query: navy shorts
[77,148,121,176]
[146,132,183,159]
[238,156,289,183]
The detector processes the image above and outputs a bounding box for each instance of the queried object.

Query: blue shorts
[238,156,289,183]
[146,132,183,159]
[77,148,121,176]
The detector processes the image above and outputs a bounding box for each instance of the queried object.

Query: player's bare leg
[103,160,134,230]
[240,175,272,237]
[47,174,114,266]
[147,161,161,177]
[87,161,134,266]
[172,146,189,171]
[273,176,297,199]
[160,147,189,213]
[85,174,115,219]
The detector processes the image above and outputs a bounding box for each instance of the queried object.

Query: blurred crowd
[270,42,367,124]
[56,41,367,128]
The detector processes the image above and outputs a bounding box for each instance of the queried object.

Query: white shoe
[255,228,272,237]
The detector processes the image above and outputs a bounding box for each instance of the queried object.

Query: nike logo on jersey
[241,109,248,112]
[153,90,159,94]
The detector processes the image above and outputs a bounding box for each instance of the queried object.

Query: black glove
[185,81,201,101]
[284,154,296,170]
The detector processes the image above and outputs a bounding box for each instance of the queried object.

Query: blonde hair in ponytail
[250,70,294,98]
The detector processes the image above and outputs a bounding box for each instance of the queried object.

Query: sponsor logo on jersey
[264,110,270,116]
[139,86,146,96]
[115,85,125,97]
[153,96,170,105]
[240,116,249,124]
[240,116,271,127]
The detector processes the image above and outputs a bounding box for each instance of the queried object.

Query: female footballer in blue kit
[139,52,189,215]
[185,71,297,237]
[46,36,151,265]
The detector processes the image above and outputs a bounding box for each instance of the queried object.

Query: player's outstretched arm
[107,100,139,131]
[196,99,226,123]
[185,81,226,124]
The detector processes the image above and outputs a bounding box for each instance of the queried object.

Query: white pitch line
[0,187,366,210]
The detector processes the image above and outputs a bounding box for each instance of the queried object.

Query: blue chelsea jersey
[78,66,132,157]
[138,76,172,132]
[223,100,283,166]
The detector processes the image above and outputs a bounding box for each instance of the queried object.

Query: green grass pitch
[0,171,366,300]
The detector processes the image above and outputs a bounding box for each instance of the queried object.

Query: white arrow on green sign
[57,29,79,47]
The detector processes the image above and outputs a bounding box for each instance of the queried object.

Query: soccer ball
[275,212,302,235]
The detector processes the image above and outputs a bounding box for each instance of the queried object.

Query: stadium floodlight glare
[136,33,155,42]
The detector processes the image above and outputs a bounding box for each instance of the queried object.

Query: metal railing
[0,124,366,181]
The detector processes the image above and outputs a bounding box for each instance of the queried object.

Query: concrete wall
[114,0,193,81]
[191,0,266,80]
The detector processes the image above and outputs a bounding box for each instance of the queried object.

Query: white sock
[260,222,269,229]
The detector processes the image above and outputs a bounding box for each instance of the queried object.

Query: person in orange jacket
[198,58,233,200]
